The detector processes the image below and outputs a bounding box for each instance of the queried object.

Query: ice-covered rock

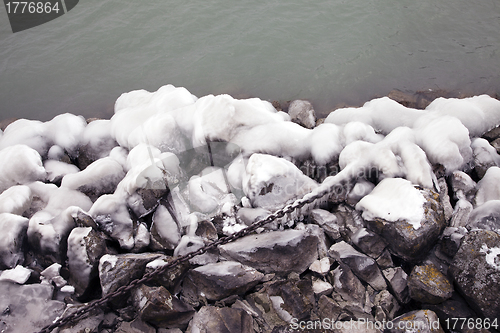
[0,185,32,215]
[0,281,65,332]
[449,230,500,318]
[474,166,500,206]
[132,284,195,329]
[471,138,500,178]
[467,200,500,234]
[67,226,109,297]
[174,235,219,265]
[243,153,317,211]
[150,203,181,250]
[219,229,318,275]
[182,261,264,303]
[186,305,253,333]
[0,145,46,193]
[328,241,386,291]
[40,263,67,288]
[408,264,453,304]
[356,178,446,261]
[288,99,316,129]
[0,213,28,269]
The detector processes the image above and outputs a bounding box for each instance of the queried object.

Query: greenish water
[0,0,499,121]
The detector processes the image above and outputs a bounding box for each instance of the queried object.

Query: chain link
[36,175,342,333]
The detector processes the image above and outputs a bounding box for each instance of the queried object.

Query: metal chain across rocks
[37,175,347,333]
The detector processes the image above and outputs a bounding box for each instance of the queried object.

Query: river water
[0,0,499,121]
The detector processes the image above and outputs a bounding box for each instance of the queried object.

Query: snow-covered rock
[288,99,316,129]
[0,213,28,269]
[0,185,32,215]
[0,145,46,193]
[474,166,500,206]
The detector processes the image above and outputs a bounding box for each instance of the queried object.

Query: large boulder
[219,229,318,275]
[449,230,500,318]
[356,178,446,262]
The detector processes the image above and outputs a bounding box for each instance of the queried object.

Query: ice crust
[1,85,500,299]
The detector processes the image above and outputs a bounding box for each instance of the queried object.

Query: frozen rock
[310,209,341,241]
[40,263,67,288]
[77,119,118,169]
[471,138,500,178]
[61,156,125,201]
[0,144,46,193]
[335,204,366,243]
[467,200,500,234]
[0,185,32,215]
[351,227,388,259]
[450,171,476,202]
[450,197,473,228]
[474,166,500,206]
[328,241,386,291]
[174,235,219,265]
[288,99,316,129]
[219,229,318,275]
[132,284,195,329]
[150,203,181,251]
[0,281,65,332]
[387,310,444,333]
[182,261,264,304]
[242,153,318,211]
[408,264,453,304]
[449,230,500,318]
[67,226,109,297]
[357,178,446,261]
[98,253,162,305]
[347,179,375,206]
[382,267,410,304]
[44,160,80,184]
[0,265,31,284]
[186,305,253,333]
[0,213,28,269]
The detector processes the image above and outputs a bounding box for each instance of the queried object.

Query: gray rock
[449,230,500,318]
[219,229,318,275]
[0,213,28,269]
[127,188,167,219]
[67,226,108,297]
[408,264,453,304]
[57,305,104,333]
[114,317,156,333]
[150,203,181,251]
[467,200,500,234]
[328,241,386,291]
[302,223,330,258]
[317,295,342,323]
[450,198,473,228]
[439,227,467,258]
[288,100,316,129]
[132,284,195,329]
[309,257,333,275]
[482,125,500,142]
[351,227,388,259]
[364,188,446,262]
[311,277,333,296]
[186,305,253,333]
[310,209,342,241]
[244,289,288,330]
[145,255,190,294]
[98,253,162,305]
[334,205,366,243]
[386,310,444,333]
[382,267,410,304]
[182,261,264,303]
[0,281,65,333]
[73,209,98,229]
[437,177,454,222]
[450,171,476,202]
[376,249,394,270]
[374,290,400,321]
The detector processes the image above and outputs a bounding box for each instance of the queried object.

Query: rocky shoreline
[1,85,500,332]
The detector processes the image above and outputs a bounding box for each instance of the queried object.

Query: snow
[44,160,80,183]
[0,265,31,284]
[0,213,29,268]
[67,227,93,289]
[480,244,500,271]
[194,261,255,276]
[0,185,32,215]
[356,178,426,229]
[151,203,181,247]
[0,145,46,193]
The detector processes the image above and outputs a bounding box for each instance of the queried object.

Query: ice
[475,167,500,206]
[0,144,46,193]
[44,114,87,157]
[44,160,80,183]
[0,213,29,268]
[0,265,31,284]
[356,178,426,229]
[0,119,49,155]
[80,119,118,160]
[152,204,181,247]
[471,138,500,170]
[40,263,67,288]
[0,185,32,215]
[67,227,93,289]
[480,244,500,271]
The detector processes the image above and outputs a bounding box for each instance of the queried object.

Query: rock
[219,229,318,275]
[0,265,31,284]
[0,281,65,333]
[374,289,400,321]
[301,223,330,258]
[127,187,167,219]
[467,200,500,234]
[357,180,446,262]
[439,227,467,257]
[114,317,156,333]
[132,284,195,329]
[244,289,288,330]
[334,204,366,243]
[437,177,453,222]
[73,209,98,229]
[471,138,500,179]
[310,209,342,241]
[186,305,253,333]
[450,171,476,202]
[482,125,500,142]
[67,227,108,297]
[317,295,342,323]
[382,267,410,304]
[351,227,388,259]
[491,137,500,154]
[145,256,190,294]
[288,100,316,129]
[309,257,333,275]
[311,277,333,296]
[328,241,386,291]
[449,230,500,318]
[57,305,105,333]
[388,89,418,108]
[40,263,67,288]
[0,213,28,269]
[150,203,181,251]
[376,249,394,270]
[98,253,162,306]
[450,198,473,228]
[386,309,444,333]
[174,235,219,265]
[408,264,453,304]
[182,261,264,304]
[425,293,482,333]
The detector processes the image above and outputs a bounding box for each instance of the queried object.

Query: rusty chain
[36,175,344,333]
